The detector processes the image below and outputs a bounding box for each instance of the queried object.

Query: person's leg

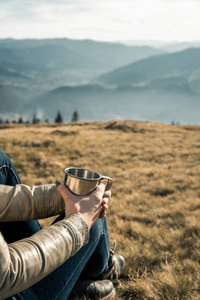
[10,218,112,300]
[0,150,42,242]
[78,218,111,280]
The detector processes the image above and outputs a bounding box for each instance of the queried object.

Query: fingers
[99,198,108,218]
[100,197,109,219]
[103,190,111,198]
[99,210,107,218]
[102,198,108,205]
[102,203,108,211]
[102,190,111,206]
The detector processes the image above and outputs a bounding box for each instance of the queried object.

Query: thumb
[56,181,71,199]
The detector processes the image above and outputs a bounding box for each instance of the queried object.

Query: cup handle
[100,175,113,191]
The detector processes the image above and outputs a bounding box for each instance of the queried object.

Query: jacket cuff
[62,214,89,249]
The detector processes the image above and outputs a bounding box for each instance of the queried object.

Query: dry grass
[1,120,200,299]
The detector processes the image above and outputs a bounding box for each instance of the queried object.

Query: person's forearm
[0,184,65,221]
[0,214,89,299]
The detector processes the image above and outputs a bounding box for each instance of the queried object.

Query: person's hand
[56,182,110,229]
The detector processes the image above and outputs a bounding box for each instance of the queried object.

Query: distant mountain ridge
[97,47,200,87]
[121,39,200,52]
[0,38,164,72]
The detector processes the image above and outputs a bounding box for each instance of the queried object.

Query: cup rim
[64,167,101,181]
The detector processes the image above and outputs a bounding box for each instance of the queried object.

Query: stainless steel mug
[64,167,113,196]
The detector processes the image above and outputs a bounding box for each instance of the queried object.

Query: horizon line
[0,36,200,44]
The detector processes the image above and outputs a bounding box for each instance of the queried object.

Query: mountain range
[0,38,200,124]
[0,38,164,88]
[97,47,200,87]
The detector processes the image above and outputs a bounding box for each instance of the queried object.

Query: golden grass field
[1,120,200,299]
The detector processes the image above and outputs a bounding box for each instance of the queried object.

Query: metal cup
[64,167,113,196]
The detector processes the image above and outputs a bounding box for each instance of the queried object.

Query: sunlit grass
[1,120,200,299]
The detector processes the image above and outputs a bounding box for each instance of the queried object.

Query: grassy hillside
[1,120,200,299]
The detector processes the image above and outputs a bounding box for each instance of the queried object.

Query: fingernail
[103,198,108,204]
[55,180,61,187]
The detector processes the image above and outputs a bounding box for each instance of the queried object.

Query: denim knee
[0,150,10,166]
[89,218,110,257]
[0,150,21,185]
[89,218,108,238]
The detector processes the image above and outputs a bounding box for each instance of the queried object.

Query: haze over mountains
[121,40,200,53]
[0,38,200,124]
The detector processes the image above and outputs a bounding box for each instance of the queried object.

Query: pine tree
[18,117,23,124]
[71,110,79,122]
[55,111,63,123]
[32,114,39,124]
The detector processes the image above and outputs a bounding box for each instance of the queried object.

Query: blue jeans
[0,150,111,300]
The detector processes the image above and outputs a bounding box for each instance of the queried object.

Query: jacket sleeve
[0,184,65,221]
[0,214,89,299]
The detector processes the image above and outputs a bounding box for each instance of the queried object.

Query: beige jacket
[0,184,89,299]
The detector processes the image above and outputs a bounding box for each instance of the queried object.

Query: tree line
[0,110,79,124]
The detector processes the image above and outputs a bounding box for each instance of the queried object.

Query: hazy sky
[1,0,200,42]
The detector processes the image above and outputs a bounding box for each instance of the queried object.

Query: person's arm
[0,184,65,221]
[0,214,89,299]
[0,182,108,299]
